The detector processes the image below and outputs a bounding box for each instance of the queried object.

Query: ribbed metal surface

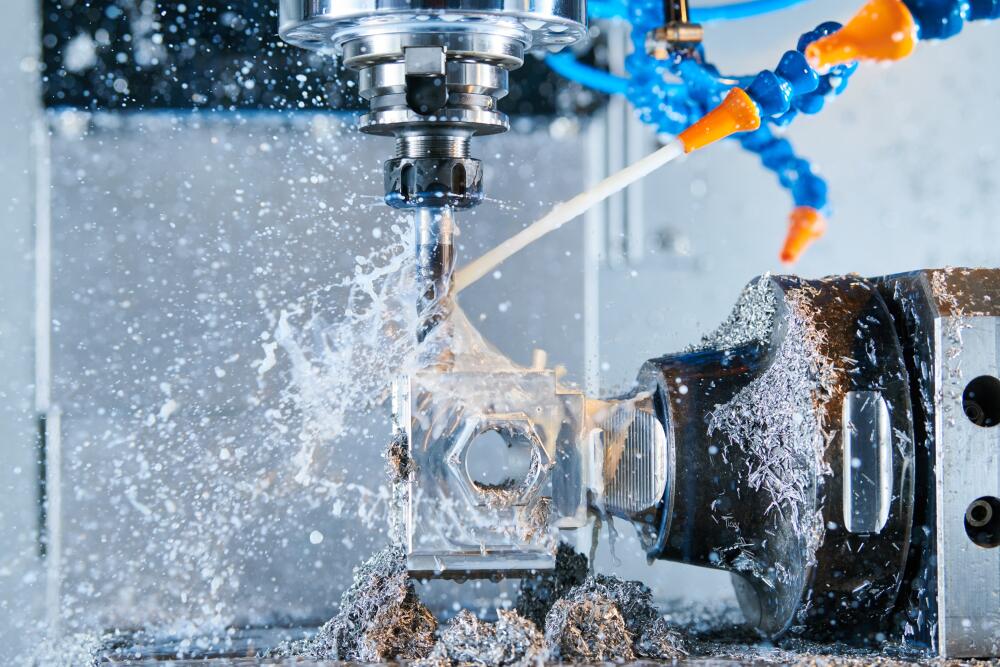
[396,135,472,159]
[602,406,667,518]
[279,0,588,52]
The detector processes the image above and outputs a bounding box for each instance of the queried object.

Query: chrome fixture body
[279,0,587,211]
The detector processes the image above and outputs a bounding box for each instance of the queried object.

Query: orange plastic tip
[781,206,827,263]
[677,88,762,154]
[805,0,918,70]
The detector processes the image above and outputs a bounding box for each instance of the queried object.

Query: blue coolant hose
[586,0,814,22]
[544,53,631,96]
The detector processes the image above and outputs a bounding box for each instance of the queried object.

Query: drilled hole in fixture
[963,375,1000,427]
[965,496,1000,548]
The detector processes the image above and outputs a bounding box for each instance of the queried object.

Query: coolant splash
[268,221,421,486]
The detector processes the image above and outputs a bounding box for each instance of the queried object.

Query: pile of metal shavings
[635,616,689,659]
[515,543,589,629]
[421,609,547,667]
[566,574,658,635]
[689,274,778,352]
[706,288,829,552]
[544,589,635,662]
[384,430,412,483]
[384,431,411,544]
[543,573,687,661]
[265,546,436,662]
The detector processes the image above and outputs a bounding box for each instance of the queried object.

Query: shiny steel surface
[361,105,508,137]
[342,31,528,67]
[598,396,670,523]
[395,369,673,575]
[396,369,587,576]
[279,0,586,213]
[279,0,586,53]
[937,315,1000,656]
[359,61,508,98]
[397,134,471,159]
[414,207,457,344]
[930,287,1000,657]
[841,390,892,534]
[879,268,1000,658]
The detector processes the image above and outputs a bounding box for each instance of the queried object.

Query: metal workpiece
[395,364,671,576]
[395,369,588,576]
[279,0,586,210]
[876,268,1000,658]
[639,274,917,640]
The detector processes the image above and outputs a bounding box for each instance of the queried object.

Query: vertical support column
[624,109,652,263]
[33,119,61,633]
[605,22,628,269]
[0,0,47,655]
[601,19,657,269]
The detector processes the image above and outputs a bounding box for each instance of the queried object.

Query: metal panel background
[0,0,47,660]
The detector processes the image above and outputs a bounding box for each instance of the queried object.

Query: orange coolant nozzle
[805,0,918,70]
[678,88,762,153]
[781,206,827,263]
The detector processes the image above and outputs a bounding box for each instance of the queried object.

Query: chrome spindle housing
[279,0,587,209]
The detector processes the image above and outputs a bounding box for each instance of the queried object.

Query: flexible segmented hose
[556,0,996,260]
[615,1,855,259]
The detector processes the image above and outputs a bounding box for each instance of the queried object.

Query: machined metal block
[394,369,588,576]
[881,268,1000,658]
